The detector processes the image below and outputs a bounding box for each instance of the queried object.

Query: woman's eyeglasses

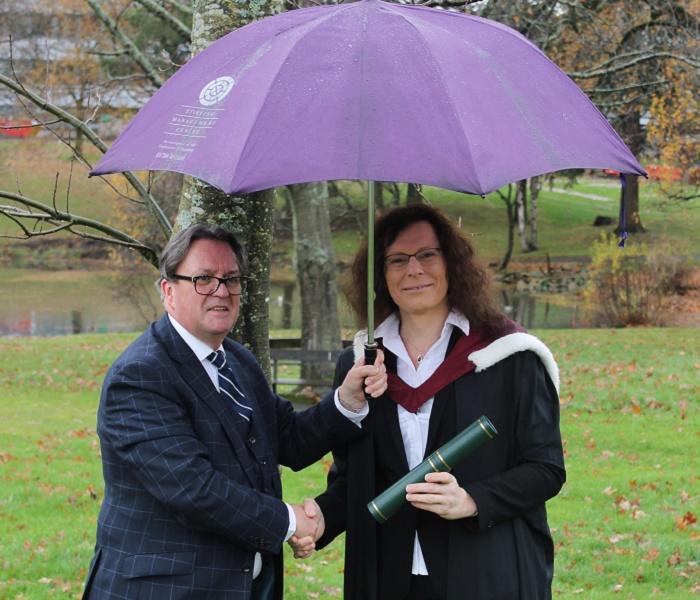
[383,247,441,270]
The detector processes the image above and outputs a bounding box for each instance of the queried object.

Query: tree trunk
[387,183,401,207]
[176,0,283,375]
[281,282,294,330]
[618,173,644,234]
[529,176,539,249]
[406,183,423,204]
[516,180,529,251]
[288,181,341,392]
[374,181,385,211]
[616,110,645,235]
[498,184,516,270]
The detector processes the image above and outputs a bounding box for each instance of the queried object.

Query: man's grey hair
[156,224,248,299]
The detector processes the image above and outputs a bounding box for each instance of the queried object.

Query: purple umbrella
[91,0,646,344]
[92,0,644,193]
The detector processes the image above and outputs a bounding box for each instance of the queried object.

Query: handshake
[289,498,324,559]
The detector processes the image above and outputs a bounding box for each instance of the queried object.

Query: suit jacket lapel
[153,315,259,488]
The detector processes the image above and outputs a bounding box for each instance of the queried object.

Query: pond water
[0,268,583,337]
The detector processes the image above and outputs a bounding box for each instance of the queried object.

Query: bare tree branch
[135,0,192,39]
[0,190,159,266]
[85,0,166,89]
[568,51,700,79]
[0,72,173,238]
[164,0,194,16]
[0,121,56,132]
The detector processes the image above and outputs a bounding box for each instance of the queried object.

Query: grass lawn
[1,328,698,598]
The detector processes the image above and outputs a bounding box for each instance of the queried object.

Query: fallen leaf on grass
[0,452,16,463]
[675,511,697,530]
[68,429,91,438]
[320,585,341,596]
[668,548,683,565]
[642,547,660,562]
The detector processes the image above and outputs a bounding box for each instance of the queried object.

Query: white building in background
[0,0,159,132]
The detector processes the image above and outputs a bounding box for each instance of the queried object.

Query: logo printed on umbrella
[199,77,235,107]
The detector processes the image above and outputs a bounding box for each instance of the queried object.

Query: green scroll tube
[367,415,498,523]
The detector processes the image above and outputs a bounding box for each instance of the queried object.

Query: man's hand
[405,472,478,520]
[337,349,387,411]
[288,498,325,559]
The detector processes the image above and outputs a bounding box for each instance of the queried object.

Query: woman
[294,204,565,600]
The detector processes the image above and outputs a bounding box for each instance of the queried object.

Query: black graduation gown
[315,332,566,600]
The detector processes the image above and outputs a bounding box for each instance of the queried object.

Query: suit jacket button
[260,459,267,466]
[249,437,256,444]
[242,566,251,573]
[263,487,270,493]
[487,520,495,529]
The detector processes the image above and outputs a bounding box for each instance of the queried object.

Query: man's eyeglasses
[171,274,248,296]
[384,247,442,270]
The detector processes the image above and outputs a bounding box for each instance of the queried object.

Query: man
[83,224,386,600]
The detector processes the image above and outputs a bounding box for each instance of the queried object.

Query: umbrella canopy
[91,0,646,194]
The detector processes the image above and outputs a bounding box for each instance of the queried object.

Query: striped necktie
[207,350,253,424]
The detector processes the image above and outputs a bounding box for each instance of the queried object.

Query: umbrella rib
[379,3,484,194]
[230,4,357,190]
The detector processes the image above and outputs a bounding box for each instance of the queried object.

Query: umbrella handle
[364,342,378,400]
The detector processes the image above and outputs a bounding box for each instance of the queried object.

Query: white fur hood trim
[469,332,559,394]
[353,329,370,362]
[353,330,559,394]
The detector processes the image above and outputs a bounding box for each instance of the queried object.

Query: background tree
[647,61,700,203]
[1,0,105,153]
[288,181,341,388]
[468,0,700,241]
[548,0,700,234]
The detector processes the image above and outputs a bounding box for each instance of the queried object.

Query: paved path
[551,188,614,202]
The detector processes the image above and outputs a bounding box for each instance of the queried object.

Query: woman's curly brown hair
[344,204,506,335]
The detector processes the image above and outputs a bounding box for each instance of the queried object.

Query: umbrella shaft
[367,181,375,343]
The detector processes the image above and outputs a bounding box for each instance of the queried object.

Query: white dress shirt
[374,310,470,575]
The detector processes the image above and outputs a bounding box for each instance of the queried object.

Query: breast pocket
[122,550,196,579]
